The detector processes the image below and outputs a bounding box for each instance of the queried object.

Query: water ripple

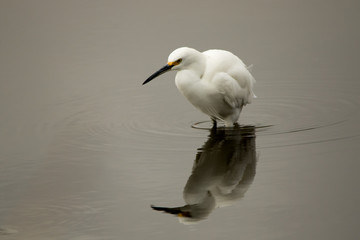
[34,80,360,152]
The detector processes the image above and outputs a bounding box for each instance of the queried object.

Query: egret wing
[227,65,256,104]
[212,72,244,109]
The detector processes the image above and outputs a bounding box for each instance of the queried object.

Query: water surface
[0,1,359,239]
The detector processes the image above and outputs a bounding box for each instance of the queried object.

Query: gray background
[0,1,359,239]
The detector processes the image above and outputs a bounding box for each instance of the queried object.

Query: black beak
[151,205,192,217]
[143,64,173,85]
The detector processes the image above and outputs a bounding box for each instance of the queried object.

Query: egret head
[167,47,200,70]
[142,47,203,85]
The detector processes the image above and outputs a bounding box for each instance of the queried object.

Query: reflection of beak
[143,64,173,85]
[151,205,192,218]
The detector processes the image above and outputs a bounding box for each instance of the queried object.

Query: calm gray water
[1,1,360,239]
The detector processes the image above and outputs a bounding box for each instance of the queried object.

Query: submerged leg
[211,119,217,129]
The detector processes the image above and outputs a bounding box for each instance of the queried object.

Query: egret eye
[175,58,182,65]
[168,58,182,66]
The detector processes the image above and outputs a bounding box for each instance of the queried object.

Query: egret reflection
[152,127,257,223]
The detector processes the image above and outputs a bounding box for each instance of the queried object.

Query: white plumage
[143,47,256,127]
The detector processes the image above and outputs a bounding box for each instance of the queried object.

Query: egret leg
[210,119,218,135]
[211,119,217,131]
[211,119,217,129]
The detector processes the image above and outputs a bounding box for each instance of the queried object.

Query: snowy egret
[143,47,256,127]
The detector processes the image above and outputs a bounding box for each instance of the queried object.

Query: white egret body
[143,47,256,127]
